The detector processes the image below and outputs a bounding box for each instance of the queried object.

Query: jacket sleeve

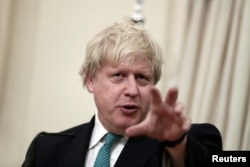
[185,123,223,167]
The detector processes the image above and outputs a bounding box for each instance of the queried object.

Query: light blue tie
[94,133,122,167]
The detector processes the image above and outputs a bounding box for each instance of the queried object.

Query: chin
[113,111,143,129]
[118,117,141,128]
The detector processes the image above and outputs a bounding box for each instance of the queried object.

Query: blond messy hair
[79,22,163,86]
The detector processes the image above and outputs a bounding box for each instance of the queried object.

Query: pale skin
[87,61,191,167]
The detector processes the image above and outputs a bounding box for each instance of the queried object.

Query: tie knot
[104,133,122,146]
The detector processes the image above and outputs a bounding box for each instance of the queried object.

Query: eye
[136,74,150,85]
[111,73,125,82]
[137,74,148,80]
[113,73,123,78]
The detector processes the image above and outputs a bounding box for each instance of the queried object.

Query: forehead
[104,52,152,65]
[102,60,153,73]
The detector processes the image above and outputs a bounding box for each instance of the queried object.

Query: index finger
[150,87,163,105]
[165,87,178,105]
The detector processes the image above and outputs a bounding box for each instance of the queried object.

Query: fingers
[165,87,178,105]
[174,102,184,114]
[171,103,184,127]
[150,87,162,105]
[125,123,146,137]
[174,108,191,133]
[151,87,181,116]
[151,86,178,106]
[181,116,192,132]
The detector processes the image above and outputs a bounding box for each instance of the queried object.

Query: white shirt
[84,114,128,167]
[84,113,171,167]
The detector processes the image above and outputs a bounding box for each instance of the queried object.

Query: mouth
[119,104,139,114]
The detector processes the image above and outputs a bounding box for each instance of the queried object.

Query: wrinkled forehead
[106,59,153,73]
[103,52,153,67]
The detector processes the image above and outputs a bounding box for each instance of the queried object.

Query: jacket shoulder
[189,123,222,148]
[184,123,223,167]
[22,122,91,167]
[188,123,223,151]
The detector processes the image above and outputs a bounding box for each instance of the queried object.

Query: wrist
[162,133,187,148]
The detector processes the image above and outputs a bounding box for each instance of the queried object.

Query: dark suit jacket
[22,117,222,167]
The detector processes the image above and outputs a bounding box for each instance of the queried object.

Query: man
[22,22,222,167]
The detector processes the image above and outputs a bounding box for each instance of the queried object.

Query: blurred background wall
[0,0,249,166]
[0,0,168,166]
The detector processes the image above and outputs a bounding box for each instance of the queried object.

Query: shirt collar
[89,112,129,149]
[88,112,108,149]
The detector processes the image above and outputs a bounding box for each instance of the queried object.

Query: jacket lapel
[58,117,95,167]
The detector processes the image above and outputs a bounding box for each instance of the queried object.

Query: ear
[86,76,94,93]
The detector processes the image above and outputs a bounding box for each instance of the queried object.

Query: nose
[124,76,139,98]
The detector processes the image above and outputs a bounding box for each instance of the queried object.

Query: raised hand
[125,86,191,142]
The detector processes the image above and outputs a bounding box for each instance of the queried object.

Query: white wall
[0,0,168,166]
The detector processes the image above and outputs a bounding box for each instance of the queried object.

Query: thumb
[125,123,146,137]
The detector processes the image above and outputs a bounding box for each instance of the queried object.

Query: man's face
[87,61,154,134]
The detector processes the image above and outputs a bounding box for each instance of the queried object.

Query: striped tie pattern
[94,133,122,167]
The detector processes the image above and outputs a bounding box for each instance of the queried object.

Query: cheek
[142,100,150,117]
[94,86,119,108]
[141,88,152,103]
[140,89,152,113]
